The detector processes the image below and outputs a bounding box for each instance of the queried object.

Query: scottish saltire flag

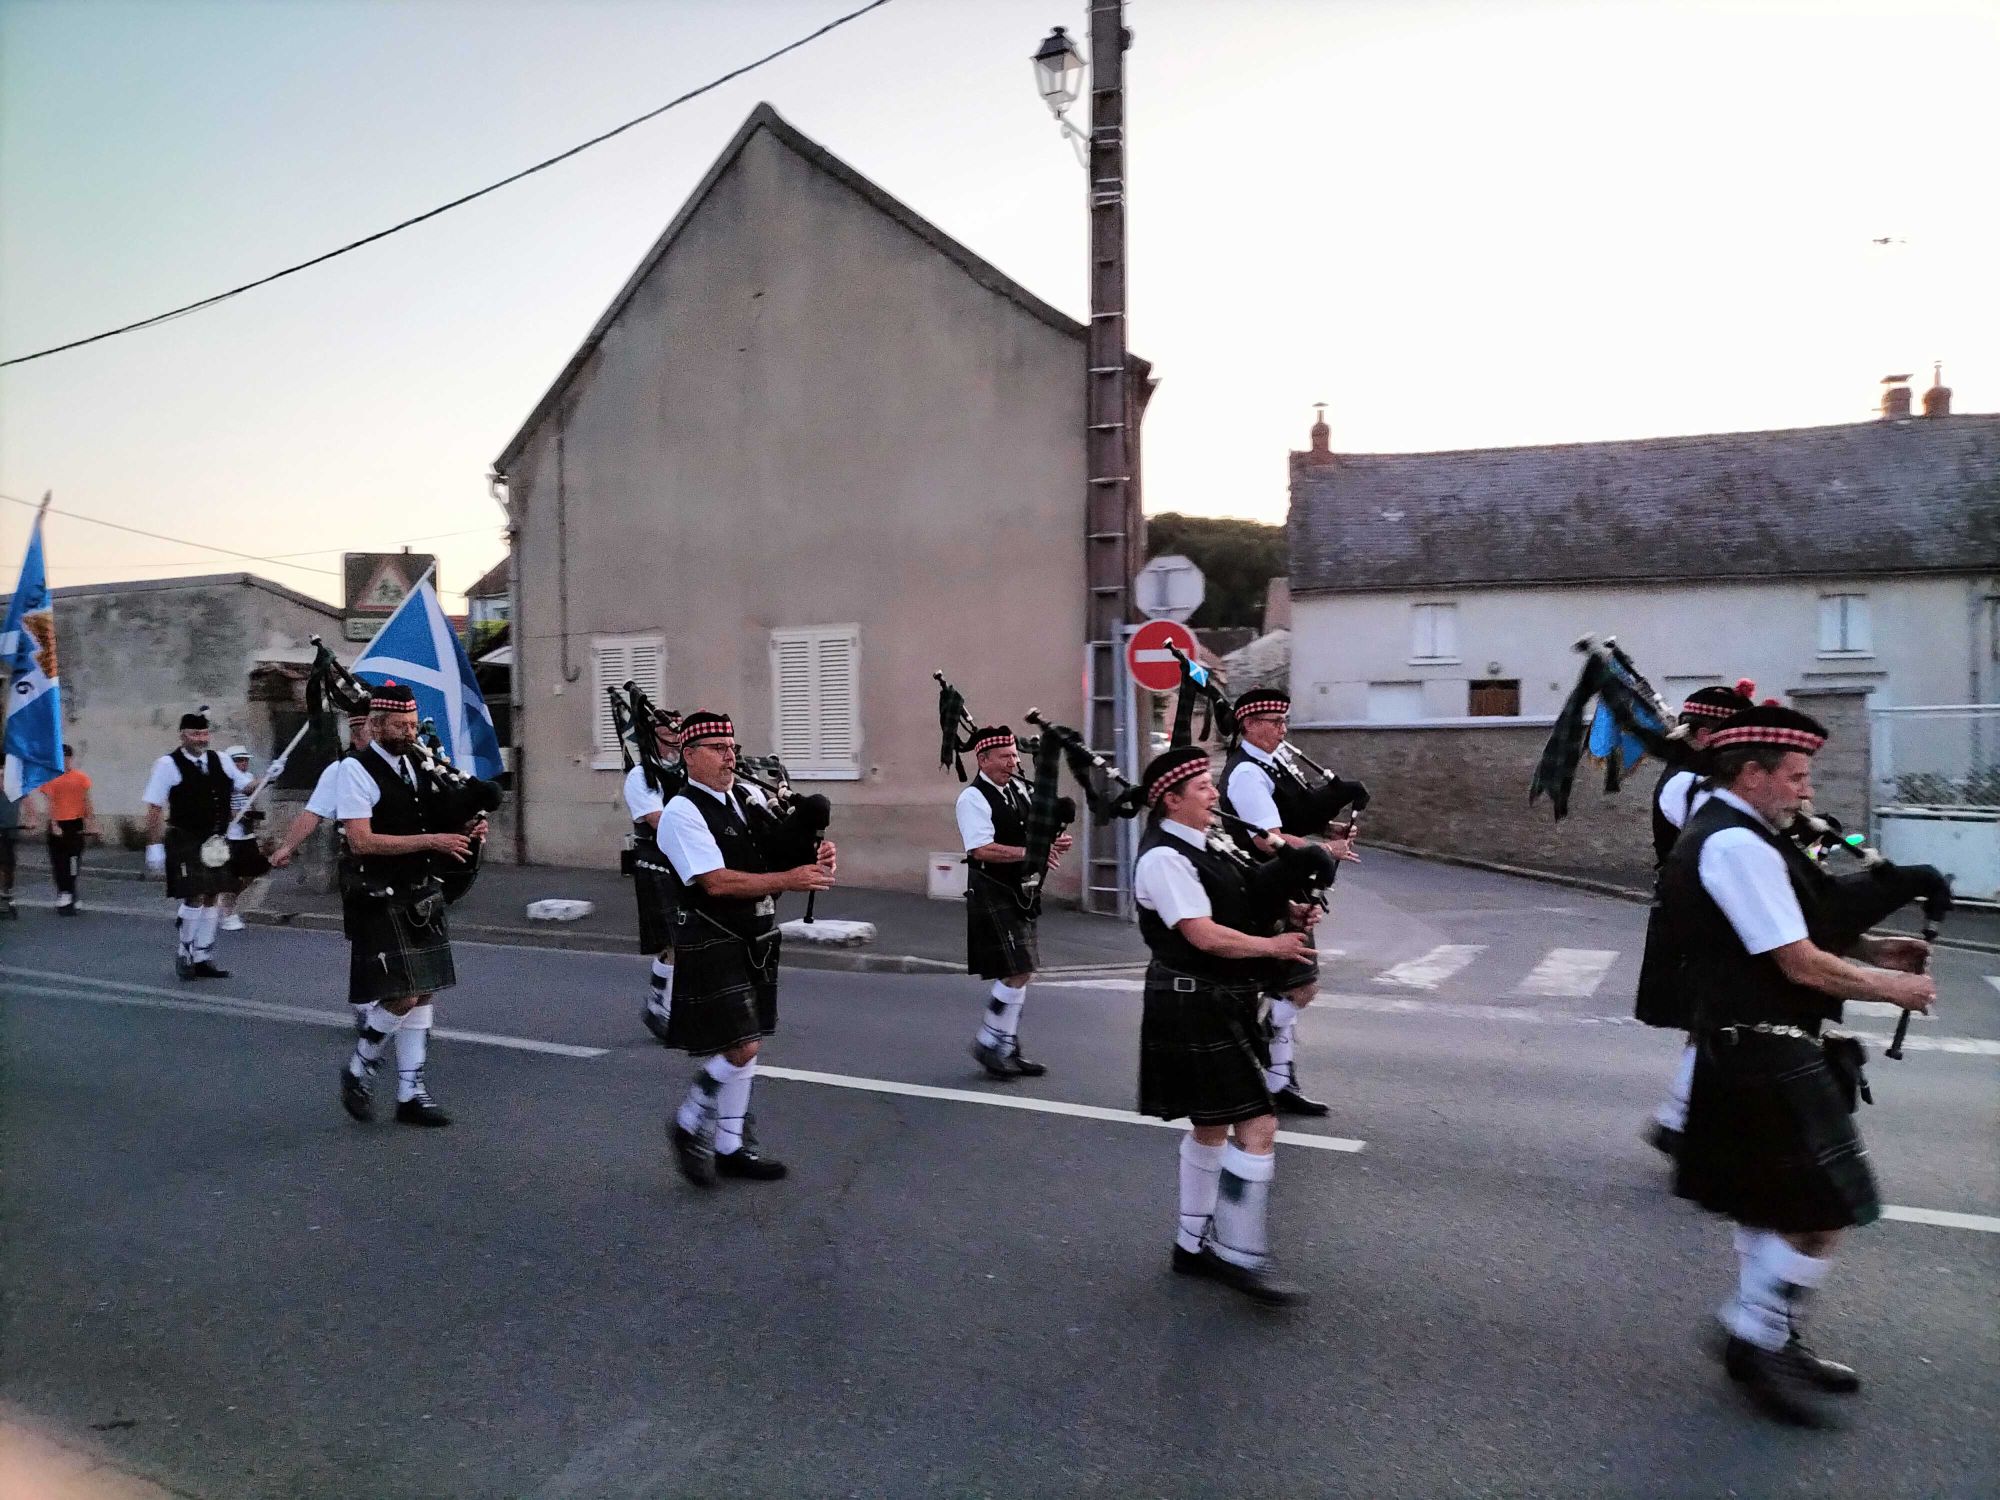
[351,577,503,779]
[1,506,65,800]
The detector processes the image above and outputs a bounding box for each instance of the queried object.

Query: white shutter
[814,634,858,763]
[768,626,861,780]
[591,634,664,768]
[773,636,814,763]
[1818,594,1870,656]
[1411,603,1458,662]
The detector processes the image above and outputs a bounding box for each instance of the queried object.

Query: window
[770,625,861,780]
[1410,603,1459,663]
[1366,681,1425,722]
[591,633,664,769]
[1817,594,1871,656]
[1468,679,1521,716]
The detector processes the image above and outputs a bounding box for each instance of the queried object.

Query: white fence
[1872,704,2000,904]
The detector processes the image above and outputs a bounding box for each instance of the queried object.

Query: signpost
[1126,618,1198,694]
[343,552,437,642]
[1135,554,1205,623]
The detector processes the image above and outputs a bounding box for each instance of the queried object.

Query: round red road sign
[1126,619,1198,693]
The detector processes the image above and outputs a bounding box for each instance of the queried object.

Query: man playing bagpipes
[609,685,686,1046]
[335,680,493,1129]
[1658,704,1934,1425]
[1212,688,1362,1117]
[955,724,1074,1080]
[142,707,257,980]
[658,710,837,1187]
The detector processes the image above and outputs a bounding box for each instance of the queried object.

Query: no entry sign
[1127,619,1198,693]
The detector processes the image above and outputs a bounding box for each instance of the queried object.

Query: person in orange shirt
[36,745,96,914]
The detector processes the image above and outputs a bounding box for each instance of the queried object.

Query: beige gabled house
[492,104,1149,890]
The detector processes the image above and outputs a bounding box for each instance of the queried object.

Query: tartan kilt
[1632,898,1690,1029]
[346,890,458,1005]
[665,912,779,1056]
[632,852,682,955]
[163,829,234,900]
[1138,961,1274,1127]
[1675,1030,1881,1234]
[965,874,1040,980]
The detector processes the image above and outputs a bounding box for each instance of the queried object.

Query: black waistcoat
[341,749,442,892]
[1218,747,1317,835]
[1659,796,1839,1032]
[674,784,772,931]
[967,776,1028,892]
[165,750,235,836]
[1136,820,1266,983]
[1651,768,1700,868]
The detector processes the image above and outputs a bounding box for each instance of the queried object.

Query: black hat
[1142,745,1211,807]
[366,679,418,714]
[679,710,735,745]
[1680,679,1755,725]
[1708,703,1828,755]
[178,707,210,731]
[970,725,1015,757]
[1232,688,1290,727]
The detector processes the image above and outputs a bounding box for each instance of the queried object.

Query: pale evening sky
[1,0,1994,607]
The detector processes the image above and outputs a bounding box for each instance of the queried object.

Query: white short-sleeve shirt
[1133,819,1215,927]
[1656,769,1711,831]
[142,749,254,809]
[624,765,667,824]
[1697,789,1809,955]
[1224,745,1284,833]
[955,775,1025,853]
[657,780,769,883]
[304,758,348,820]
[333,743,422,822]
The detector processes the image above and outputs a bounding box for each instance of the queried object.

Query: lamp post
[1034,5,1136,916]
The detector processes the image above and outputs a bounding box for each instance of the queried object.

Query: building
[492,103,1149,890]
[465,557,510,627]
[0,573,343,843]
[1283,375,2000,883]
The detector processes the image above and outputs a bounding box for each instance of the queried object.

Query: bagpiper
[142,708,255,979]
[624,708,686,1045]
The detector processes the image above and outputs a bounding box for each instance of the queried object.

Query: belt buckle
[1172,976,1196,993]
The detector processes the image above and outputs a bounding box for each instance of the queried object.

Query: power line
[0,0,895,369]
[0,491,340,578]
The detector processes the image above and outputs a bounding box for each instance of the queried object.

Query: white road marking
[1376,945,1484,990]
[756,1065,1365,1153]
[1986,977,2000,998]
[0,967,606,1058]
[1515,948,1619,998]
[1880,1206,2000,1234]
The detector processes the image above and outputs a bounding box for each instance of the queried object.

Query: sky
[2,0,1995,608]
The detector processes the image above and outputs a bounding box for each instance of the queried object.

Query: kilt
[665,908,779,1056]
[965,873,1039,980]
[346,888,457,1005]
[1675,1029,1881,1234]
[632,851,682,955]
[1137,961,1274,1127]
[1632,898,1690,1029]
[163,828,234,900]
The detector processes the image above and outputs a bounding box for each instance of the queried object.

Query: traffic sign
[1127,619,1198,693]
[1135,554,1205,623]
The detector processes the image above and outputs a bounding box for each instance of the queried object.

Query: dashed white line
[1880,1206,2000,1234]
[1516,948,1619,998]
[1376,945,1485,990]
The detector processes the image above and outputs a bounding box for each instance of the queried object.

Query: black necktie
[399,757,416,790]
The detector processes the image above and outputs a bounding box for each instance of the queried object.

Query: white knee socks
[1177,1134,1225,1253]
[977,981,1027,1050]
[351,1002,405,1076]
[713,1059,758,1155]
[394,1003,434,1102]
[1264,998,1301,1094]
[1726,1230,1832,1351]
[647,958,674,1019]
[176,904,199,962]
[1655,1042,1697,1132]
[677,1054,752,1140]
[1210,1144,1276,1269]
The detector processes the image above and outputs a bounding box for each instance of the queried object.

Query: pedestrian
[142,710,253,977]
[32,744,96,915]
[217,743,282,931]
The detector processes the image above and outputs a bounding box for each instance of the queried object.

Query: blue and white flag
[351,577,503,779]
[1,505,65,799]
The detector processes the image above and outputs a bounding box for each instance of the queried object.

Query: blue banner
[352,578,503,779]
[1,510,65,799]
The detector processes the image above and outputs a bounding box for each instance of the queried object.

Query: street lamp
[1032,26,1086,117]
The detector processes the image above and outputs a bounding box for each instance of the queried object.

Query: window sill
[1406,657,1462,667]
[591,754,624,772]
[1815,651,1875,662]
[789,767,862,783]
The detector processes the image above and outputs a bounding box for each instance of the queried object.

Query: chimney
[1922,362,1952,418]
[1294,402,1335,467]
[1879,374,1913,420]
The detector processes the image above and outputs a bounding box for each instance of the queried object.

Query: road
[2,858,1994,1498]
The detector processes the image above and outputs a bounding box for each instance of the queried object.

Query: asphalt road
[2,863,1995,1499]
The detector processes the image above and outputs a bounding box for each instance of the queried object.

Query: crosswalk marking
[1376,945,1484,990]
[1516,948,1619,998]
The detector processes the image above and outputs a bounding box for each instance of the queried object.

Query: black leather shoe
[1780,1338,1860,1394]
[1006,1045,1048,1079]
[1271,1086,1330,1118]
[715,1146,788,1181]
[394,1095,452,1127]
[670,1122,716,1186]
[1172,1245,1227,1280]
[1723,1336,1829,1426]
[176,953,194,981]
[1204,1254,1309,1307]
[340,1063,374,1122]
[642,1006,674,1046]
[970,1040,1019,1080]
[1645,1121,1683,1158]
[188,961,231,980]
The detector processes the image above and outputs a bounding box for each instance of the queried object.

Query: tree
[1142,513,1286,630]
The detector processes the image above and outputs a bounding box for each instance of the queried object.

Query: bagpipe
[605,679,685,800]
[733,752,833,922]
[935,671,1079,914]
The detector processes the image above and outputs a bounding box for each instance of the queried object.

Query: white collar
[978,772,1018,795]
[1239,741,1277,766]
[685,777,734,804]
[1159,818,1208,849]
[1711,787,1778,833]
[177,747,208,765]
[370,742,411,772]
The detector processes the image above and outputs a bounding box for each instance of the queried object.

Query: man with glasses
[656,711,836,1186]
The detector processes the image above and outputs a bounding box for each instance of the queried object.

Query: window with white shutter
[769,626,861,780]
[1410,603,1460,663]
[1817,594,1871,657]
[591,634,664,769]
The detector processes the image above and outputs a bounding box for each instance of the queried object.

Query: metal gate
[1871,704,2000,904]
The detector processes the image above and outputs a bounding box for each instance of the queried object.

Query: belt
[1719,1022,1849,1043]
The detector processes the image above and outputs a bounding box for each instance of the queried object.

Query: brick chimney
[1922,362,1952,417]
[1294,402,1336,468]
[1879,374,1913,420]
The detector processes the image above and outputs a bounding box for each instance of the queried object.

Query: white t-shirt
[657,779,770,884]
[955,774,1026,853]
[332,743,423,822]
[1656,769,1711,831]
[1133,819,1214,927]
[1224,744,1284,833]
[623,765,668,824]
[141,749,254,810]
[304,758,348,820]
[226,774,258,841]
[1696,788,1809,955]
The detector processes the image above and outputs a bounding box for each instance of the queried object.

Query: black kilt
[632,851,682,955]
[1137,961,1274,1127]
[965,872,1040,980]
[1632,897,1690,1029]
[665,908,779,1056]
[346,889,457,1005]
[1675,1029,1881,1234]
[163,828,234,900]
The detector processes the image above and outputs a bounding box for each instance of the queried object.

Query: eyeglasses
[687,740,738,754]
